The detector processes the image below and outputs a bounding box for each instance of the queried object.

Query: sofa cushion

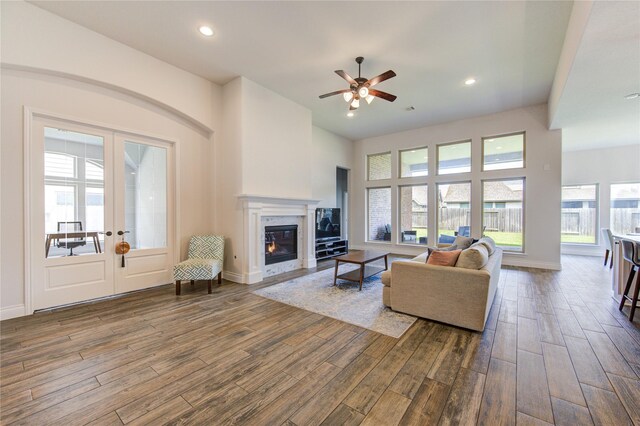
[478,236,497,255]
[381,270,391,286]
[454,235,474,250]
[426,249,462,266]
[412,252,429,263]
[456,243,489,269]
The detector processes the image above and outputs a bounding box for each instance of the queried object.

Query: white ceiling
[30,1,575,142]
[550,1,640,151]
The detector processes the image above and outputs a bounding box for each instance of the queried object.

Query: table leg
[359,265,364,291]
[95,235,102,253]
[333,260,339,286]
[384,255,388,270]
[45,235,51,258]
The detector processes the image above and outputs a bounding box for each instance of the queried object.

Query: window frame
[436,180,472,242]
[397,183,429,246]
[560,183,599,246]
[398,146,429,179]
[367,151,392,181]
[436,140,472,176]
[481,177,526,253]
[366,186,393,243]
[481,131,526,172]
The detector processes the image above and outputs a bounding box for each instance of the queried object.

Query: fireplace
[265,225,298,265]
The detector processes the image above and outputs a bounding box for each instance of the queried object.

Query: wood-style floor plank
[1,255,638,425]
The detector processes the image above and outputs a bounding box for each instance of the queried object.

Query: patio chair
[56,221,86,256]
[174,235,224,295]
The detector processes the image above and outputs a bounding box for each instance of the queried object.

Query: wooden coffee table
[333,250,389,291]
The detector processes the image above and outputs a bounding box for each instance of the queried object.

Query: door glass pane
[437,182,471,243]
[125,142,167,249]
[400,185,428,245]
[44,127,104,258]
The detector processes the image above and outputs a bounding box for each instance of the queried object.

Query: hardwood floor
[1,255,639,425]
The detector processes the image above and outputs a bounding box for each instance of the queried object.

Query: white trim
[22,107,181,317]
[502,257,562,271]
[2,64,213,136]
[1,305,26,321]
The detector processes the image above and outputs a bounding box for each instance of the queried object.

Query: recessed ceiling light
[199,26,214,37]
[346,111,354,118]
[625,93,640,100]
[464,78,476,86]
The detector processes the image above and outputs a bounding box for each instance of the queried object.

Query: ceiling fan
[319,57,397,113]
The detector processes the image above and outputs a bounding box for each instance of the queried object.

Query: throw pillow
[453,235,474,250]
[426,244,458,262]
[456,243,489,269]
[478,236,497,255]
[427,249,462,267]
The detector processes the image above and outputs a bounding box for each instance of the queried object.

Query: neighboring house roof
[442,181,522,203]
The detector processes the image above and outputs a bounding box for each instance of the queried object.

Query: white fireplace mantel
[238,195,320,284]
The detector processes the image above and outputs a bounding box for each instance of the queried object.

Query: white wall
[311,126,354,207]
[351,104,563,270]
[562,144,640,256]
[0,1,222,319]
[240,78,313,199]
[1,1,216,132]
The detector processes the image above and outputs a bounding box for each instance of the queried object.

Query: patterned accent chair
[174,235,224,295]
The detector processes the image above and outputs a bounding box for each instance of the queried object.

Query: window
[45,152,76,178]
[367,152,391,180]
[611,183,640,234]
[399,185,428,245]
[85,159,104,181]
[437,141,471,175]
[561,184,598,244]
[367,187,392,242]
[483,132,524,171]
[400,147,428,177]
[483,179,524,251]
[437,182,471,243]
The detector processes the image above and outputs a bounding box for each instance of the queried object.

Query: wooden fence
[561,208,596,236]
[611,208,640,234]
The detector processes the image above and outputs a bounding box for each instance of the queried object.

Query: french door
[29,116,174,311]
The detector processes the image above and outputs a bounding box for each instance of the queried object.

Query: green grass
[561,234,596,244]
[484,231,522,248]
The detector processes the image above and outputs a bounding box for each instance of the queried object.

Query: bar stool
[618,239,640,322]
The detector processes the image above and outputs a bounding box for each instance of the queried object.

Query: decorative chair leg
[208,279,212,294]
[190,280,195,287]
[629,272,640,322]
[217,272,222,285]
[604,249,610,266]
[176,280,181,296]
[620,268,636,311]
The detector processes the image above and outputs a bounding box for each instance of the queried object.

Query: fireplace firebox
[265,225,298,265]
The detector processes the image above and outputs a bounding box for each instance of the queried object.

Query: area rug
[253,265,417,338]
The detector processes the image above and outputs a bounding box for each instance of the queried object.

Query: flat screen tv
[315,208,341,241]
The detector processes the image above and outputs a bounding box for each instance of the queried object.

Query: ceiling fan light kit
[319,56,397,115]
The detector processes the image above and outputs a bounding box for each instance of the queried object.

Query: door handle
[117,231,130,236]
[100,231,113,236]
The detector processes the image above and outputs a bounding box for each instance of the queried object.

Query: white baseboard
[223,270,263,284]
[223,270,244,283]
[502,258,562,271]
[1,304,26,320]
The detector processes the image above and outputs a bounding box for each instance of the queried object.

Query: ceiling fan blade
[369,89,397,102]
[349,104,358,111]
[335,70,357,85]
[366,70,396,87]
[319,89,351,99]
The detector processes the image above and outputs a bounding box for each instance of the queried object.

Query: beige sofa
[381,247,502,331]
